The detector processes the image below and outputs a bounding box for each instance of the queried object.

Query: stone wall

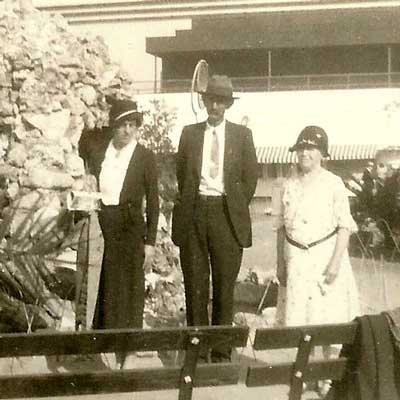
[0,1,185,333]
[0,0,135,234]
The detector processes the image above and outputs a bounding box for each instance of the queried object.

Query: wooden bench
[246,322,358,400]
[0,325,248,399]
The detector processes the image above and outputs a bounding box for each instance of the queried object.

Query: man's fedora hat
[199,74,239,100]
[289,125,330,157]
[108,98,143,127]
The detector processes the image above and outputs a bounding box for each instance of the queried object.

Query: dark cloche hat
[199,74,239,100]
[108,98,143,127]
[289,125,330,157]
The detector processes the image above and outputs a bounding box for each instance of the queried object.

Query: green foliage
[140,99,176,156]
[140,99,185,338]
[140,99,178,220]
[0,194,84,332]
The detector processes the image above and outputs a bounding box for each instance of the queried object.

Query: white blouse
[99,139,137,205]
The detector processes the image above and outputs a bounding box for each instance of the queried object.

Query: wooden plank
[253,322,357,350]
[0,326,249,357]
[179,332,202,400]
[0,364,241,399]
[246,358,348,387]
[289,333,314,400]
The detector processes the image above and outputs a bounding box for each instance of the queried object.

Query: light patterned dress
[275,168,360,327]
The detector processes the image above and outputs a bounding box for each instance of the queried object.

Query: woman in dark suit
[79,99,159,368]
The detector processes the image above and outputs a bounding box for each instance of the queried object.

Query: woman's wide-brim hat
[198,74,239,100]
[289,125,330,157]
[107,97,143,127]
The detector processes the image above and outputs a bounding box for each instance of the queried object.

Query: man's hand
[143,245,155,273]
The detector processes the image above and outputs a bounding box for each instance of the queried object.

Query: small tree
[140,99,178,223]
[140,99,186,349]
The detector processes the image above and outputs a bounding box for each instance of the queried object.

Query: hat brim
[289,144,330,157]
[198,91,239,100]
[112,111,143,127]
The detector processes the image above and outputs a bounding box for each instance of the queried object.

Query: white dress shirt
[199,120,225,196]
[99,139,137,205]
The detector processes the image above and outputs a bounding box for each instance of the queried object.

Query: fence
[132,72,400,94]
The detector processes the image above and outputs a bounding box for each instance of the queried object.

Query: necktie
[210,129,219,179]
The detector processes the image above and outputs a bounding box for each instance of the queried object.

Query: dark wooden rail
[0,325,249,399]
[246,322,358,400]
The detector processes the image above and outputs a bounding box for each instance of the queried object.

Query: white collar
[108,138,137,160]
[206,119,226,134]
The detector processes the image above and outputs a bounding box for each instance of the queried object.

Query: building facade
[33,0,400,213]
[34,1,400,94]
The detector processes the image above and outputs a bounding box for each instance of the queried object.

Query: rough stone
[0,1,183,335]
[0,93,13,117]
[21,167,74,190]
[7,142,26,167]
[22,109,71,141]
[65,153,85,178]
[0,164,19,181]
[29,142,65,169]
[78,85,97,106]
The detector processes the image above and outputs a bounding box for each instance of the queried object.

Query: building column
[153,56,158,93]
[267,50,272,91]
[387,46,392,87]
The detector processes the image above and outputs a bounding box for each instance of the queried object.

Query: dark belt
[100,201,135,210]
[285,227,339,250]
[198,194,225,203]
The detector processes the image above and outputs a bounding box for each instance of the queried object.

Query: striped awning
[256,144,379,164]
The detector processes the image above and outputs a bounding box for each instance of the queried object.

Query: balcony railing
[132,72,400,94]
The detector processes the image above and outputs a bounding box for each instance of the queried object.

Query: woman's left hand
[144,245,155,273]
[323,261,340,285]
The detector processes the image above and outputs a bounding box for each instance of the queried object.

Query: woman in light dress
[275,126,360,395]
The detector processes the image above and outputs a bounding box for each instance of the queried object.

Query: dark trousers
[93,205,145,330]
[179,196,243,360]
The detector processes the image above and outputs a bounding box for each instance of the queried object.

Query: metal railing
[132,72,400,94]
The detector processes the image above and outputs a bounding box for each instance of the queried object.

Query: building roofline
[146,6,400,55]
[35,0,400,24]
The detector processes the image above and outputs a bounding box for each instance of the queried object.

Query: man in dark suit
[172,75,258,362]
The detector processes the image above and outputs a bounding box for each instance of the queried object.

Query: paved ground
[3,215,400,400]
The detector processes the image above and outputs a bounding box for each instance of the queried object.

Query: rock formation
[0,0,185,333]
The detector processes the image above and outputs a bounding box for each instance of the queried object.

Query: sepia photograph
[0,1,399,399]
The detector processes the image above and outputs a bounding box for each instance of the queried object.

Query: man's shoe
[197,354,209,364]
[115,352,126,370]
[210,351,231,363]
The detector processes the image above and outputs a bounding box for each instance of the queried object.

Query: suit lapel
[119,143,141,203]
[193,122,206,179]
[224,121,235,177]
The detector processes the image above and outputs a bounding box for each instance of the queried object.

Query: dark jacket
[328,314,400,400]
[78,128,159,246]
[172,120,258,248]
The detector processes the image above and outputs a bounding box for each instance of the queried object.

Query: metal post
[267,50,272,91]
[154,56,158,93]
[387,46,392,87]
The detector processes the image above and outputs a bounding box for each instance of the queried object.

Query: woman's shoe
[115,352,126,370]
[317,379,332,397]
[303,381,318,393]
